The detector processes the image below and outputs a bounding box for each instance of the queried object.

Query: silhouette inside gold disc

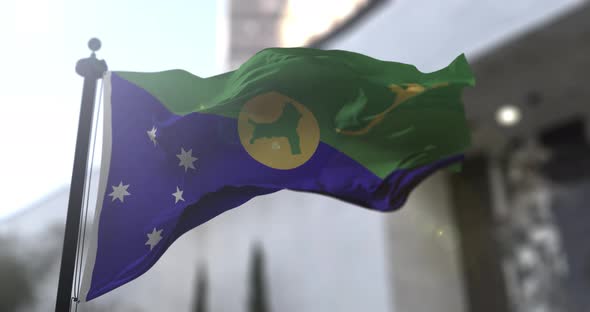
[238,92,320,170]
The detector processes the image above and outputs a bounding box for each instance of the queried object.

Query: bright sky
[0,0,219,220]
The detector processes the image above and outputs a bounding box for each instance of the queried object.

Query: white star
[145,228,163,250]
[108,181,130,203]
[147,126,157,146]
[172,186,185,204]
[271,141,281,150]
[176,147,197,172]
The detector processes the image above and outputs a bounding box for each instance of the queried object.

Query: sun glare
[0,0,72,220]
[0,0,219,220]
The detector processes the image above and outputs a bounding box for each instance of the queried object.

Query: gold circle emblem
[238,91,320,170]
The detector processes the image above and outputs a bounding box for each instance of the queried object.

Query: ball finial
[77,38,108,78]
[88,38,101,52]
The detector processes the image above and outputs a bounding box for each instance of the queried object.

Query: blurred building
[226,0,386,70]
[462,3,590,311]
[1,0,589,312]
[199,1,590,312]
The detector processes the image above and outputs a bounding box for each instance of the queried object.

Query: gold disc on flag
[238,91,320,170]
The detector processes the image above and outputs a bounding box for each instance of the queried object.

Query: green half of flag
[116,47,474,178]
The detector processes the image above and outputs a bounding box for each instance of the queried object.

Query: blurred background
[1,0,589,311]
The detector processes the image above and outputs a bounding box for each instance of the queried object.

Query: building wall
[227,0,286,70]
[383,172,466,312]
[321,0,583,70]
[201,190,393,312]
[320,1,585,311]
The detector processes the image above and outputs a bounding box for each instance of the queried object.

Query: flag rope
[72,78,104,311]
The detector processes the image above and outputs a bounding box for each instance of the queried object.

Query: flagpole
[55,38,107,312]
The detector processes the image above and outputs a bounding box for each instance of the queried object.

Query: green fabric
[116,47,474,178]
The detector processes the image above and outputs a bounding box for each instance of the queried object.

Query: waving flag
[81,48,474,300]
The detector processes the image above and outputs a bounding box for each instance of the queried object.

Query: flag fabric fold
[81,47,474,301]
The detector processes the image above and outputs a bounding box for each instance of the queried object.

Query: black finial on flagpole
[56,38,107,312]
[76,38,108,79]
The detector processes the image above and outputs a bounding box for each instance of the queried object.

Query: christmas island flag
[80,48,474,300]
